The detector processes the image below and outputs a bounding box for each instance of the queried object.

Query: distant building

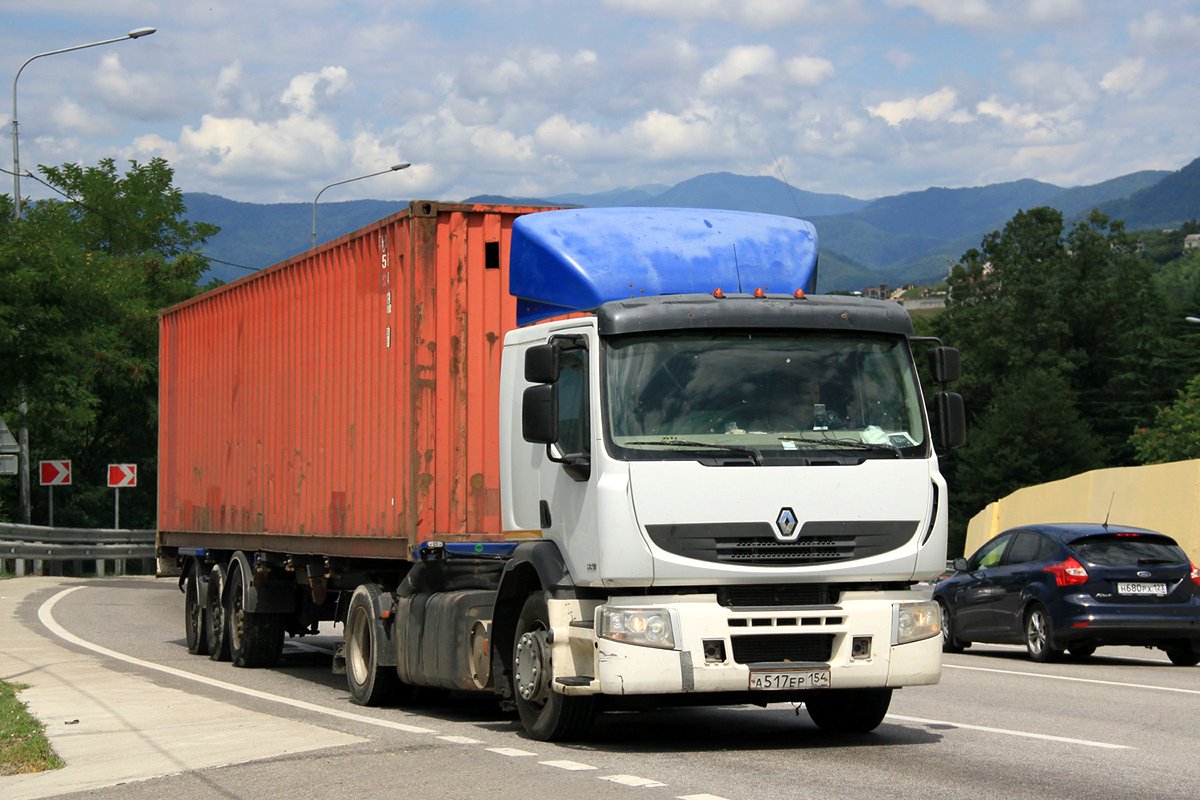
[1185,234,1200,250]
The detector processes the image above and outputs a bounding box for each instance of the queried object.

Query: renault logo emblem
[775,507,799,542]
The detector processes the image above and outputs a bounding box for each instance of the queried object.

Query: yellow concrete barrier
[965,460,1200,559]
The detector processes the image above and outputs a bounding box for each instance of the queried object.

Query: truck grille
[717,584,838,607]
[645,520,919,567]
[731,633,834,664]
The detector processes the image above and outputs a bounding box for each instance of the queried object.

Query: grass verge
[1,680,64,775]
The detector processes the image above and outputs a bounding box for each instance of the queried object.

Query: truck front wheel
[512,593,595,742]
[804,688,892,734]
[345,584,401,705]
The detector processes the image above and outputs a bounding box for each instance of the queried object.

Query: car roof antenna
[1103,492,1115,529]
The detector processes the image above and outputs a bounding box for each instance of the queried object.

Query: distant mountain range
[185,156,1200,290]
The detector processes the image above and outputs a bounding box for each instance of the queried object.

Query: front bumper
[549,591,942,696]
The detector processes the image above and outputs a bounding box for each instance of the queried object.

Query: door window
[556,347,590,457]
[969,533,1013,570]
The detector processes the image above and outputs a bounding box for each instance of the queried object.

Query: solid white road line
[37,586,436,734]
[887,714,1131,750]
[945,663,1200,696]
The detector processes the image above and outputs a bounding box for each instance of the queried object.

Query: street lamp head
[391,163,411,171]
[128,27,157,39]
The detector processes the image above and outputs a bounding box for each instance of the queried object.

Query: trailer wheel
[804,688,892,734]
[227,567,284,668]
[184,562,209,656]
[512,593,595,741]
[345,584,402,705]
[206,563,231,662]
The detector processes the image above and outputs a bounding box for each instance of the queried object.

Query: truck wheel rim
[348,609,371,685]
[515,629,549,706]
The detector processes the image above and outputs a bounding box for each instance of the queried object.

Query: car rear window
[1070,535,1187,566]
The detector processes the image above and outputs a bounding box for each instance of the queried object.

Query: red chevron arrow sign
[39,460,71,486]
[107,464,137,488]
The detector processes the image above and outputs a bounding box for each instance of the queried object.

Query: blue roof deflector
[509,207,819,326]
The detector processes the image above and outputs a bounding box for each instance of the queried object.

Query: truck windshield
[603,331,927,462]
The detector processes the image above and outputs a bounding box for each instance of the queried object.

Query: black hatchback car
[934,523,1200,665]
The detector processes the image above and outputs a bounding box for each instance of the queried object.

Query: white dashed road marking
[540,760,599,771]
[602,775,668,787]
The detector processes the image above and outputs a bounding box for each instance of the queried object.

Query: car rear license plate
[749,669,831,690]
[1116,582,1167,596]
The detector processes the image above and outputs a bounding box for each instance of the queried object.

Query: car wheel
[1067,644,1096,659]
[936,599,966,654]
[1164,641,1200,667]
[1024,604,1060,663]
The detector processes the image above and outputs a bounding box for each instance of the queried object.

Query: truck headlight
[598,607,679,650]
[893,601,941,645]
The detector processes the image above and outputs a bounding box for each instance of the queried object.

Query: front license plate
[1116,582,1168,596]
[749,669,831,691]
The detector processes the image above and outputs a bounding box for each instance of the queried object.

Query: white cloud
[1008,62,1095,107]
[700,45,777,95]
[1025,0,1086,24]
[884,0,999,27]
[1100,58,1144,95]
[51,98,116,136]
[867,87,971,126]
[785,56,835,88]
[975,97,1084,143]
[91,53,181,120]
[1099,57,1165,97]
[281,67,349,116]
[1129,10,1200,50]
[602,0,862,28]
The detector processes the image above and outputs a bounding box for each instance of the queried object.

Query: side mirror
[933,391,966,450]
[525,344,560,384]
[928,346,961,384]
[522,384,558,444]
[953,557,969,572]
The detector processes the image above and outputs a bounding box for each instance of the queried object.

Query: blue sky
[3,1,1198,205]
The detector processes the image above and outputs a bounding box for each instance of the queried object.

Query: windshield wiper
[625,439,763,465]
[778,436,901,457]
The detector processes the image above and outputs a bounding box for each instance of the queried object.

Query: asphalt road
[14,577,1200,800]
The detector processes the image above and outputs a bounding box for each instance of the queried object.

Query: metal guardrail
[0,522,155,577]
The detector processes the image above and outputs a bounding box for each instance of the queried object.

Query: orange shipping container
[158,201,550,560]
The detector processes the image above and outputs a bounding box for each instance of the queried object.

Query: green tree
[1130,374,1200,464]
[0,158,218,528]
[934,207,1193,552]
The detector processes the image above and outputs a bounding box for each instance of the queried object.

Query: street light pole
[11,26,156,220]
[312,163,410,248]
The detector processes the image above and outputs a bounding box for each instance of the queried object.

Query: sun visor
[509,207,819,326]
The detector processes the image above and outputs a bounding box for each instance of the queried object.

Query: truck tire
[206,563,231,662]
[227,567,284,668]
[512,593,595,742]
[184,563,209,656]
[345,584,402,705]
[804,688,892,734]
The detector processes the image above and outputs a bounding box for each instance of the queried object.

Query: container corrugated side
[158,201,548,560]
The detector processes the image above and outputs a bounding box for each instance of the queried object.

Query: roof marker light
[794,289,806,299]
[753,288,765,298]
[712,288,724,298]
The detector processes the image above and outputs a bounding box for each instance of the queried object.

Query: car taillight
[1192,562,1200,587]
[1045,557,1089,586]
